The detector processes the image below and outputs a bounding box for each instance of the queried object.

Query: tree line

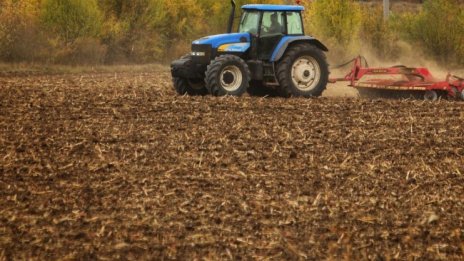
[0,0,462,66]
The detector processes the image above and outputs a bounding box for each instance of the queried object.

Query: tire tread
[173,77,207,96]
[205,55,251,96]
[276,43,328,98]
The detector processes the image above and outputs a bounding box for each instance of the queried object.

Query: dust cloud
[324,40,464,98]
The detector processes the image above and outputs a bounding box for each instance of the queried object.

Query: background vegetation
[0,0,463,66]
[305,0,464,67]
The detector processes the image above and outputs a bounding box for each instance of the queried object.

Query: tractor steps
[263,63,278,85]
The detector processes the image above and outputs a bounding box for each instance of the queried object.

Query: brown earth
[1,68,464,260]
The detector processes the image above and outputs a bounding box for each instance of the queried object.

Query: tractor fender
[270,36,329,62]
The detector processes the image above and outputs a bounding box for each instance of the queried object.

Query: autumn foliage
[0,0,463,65]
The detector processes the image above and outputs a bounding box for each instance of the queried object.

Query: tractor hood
[193,33,250,48]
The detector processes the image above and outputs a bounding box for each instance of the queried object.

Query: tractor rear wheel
[173,77,208,96]
[276,43,328,98]
[205,55,250,96]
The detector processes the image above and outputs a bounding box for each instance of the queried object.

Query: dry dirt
[1,68,463,260]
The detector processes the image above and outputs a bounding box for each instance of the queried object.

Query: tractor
[171,1,329,97]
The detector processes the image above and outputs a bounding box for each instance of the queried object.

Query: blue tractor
[171,1,329,97]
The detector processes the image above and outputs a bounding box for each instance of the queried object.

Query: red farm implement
[329,56,464,101]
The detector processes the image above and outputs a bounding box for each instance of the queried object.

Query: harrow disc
[356,88,423,100]
[424,90,438,101]
[460,89,464,101]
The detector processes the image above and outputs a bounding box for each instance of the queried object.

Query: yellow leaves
[0,0,306,63]
[41,0,103,43]
[306,0,362,46]
[2,0,459,66]
[0,0,42,57]
[155,0,206,38]
[394,0,464,64]
[0,0,40,26]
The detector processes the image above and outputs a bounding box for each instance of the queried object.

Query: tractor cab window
[286,12,304,35]
[239,11,260,35]
[258,11,285,60]
[261,11,285,36]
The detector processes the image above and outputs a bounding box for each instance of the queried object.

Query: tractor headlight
[191,52,206,56]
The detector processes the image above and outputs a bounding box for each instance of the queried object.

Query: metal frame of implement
[330,56,464,101]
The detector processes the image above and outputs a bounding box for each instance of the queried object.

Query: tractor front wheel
[173,77,208,96]
[276,43,328,98]
[205,55,250,96]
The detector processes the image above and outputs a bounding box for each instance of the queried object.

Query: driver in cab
[266,13,283,34]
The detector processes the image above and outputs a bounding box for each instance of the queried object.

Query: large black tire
[276,43,329,98]
[173,77,208,96]
[205,55,250,96]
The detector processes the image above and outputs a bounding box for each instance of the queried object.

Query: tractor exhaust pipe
[227,0,236,33]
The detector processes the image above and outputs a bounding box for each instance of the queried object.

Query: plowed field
[1,68,463,260]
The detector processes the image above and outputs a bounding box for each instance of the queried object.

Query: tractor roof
[241,4,304,12]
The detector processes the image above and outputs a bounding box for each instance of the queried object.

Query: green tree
[98,0,206,63]
[304,0,361,46]
[396,0,464,64]
[359,5,398,60]
[98,0,167,62]
[41,0,103,44]
[0,0,44,61]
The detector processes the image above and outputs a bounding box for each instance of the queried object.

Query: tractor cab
[238,5,305,60]
[171,1,329,98]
